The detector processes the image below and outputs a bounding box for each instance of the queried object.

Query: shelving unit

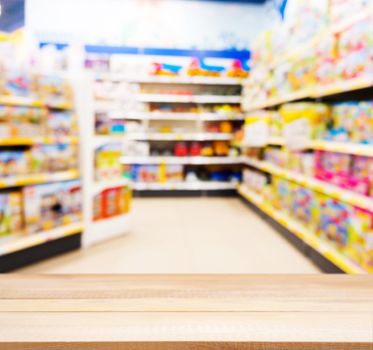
[77,73,131,247]
[121,156,242,165]
[0,170,80,189]
[237,184,366,274]
[0,76,83,271]
[128,132,233,141]
[0,136,79,146]
[136,94,241,104]
[268,137,373,157]
[94,67,245,196]
[114,111,245,121]
[239,5,373,274]
[97,73,244,85]
[0,222,83,257]
[242,157,373,211]
[133,181,236,191]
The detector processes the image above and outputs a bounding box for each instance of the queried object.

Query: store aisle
[20,198,320,273]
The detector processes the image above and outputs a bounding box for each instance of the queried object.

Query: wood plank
[0,312,371,343]
[0,275,372,349]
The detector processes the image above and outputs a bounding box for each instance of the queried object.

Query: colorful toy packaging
[243,1,373,107]
[0,145,79,176]
[38,75,73,106]
[315,151,373,196]
[327,102,373,144]
[291,184,318,229]
[0,191,23,235]
[0,106,46,138]
[243,168,269,194]
[95,143,123,181]
[0,70,37,97]
[93,186,131,221]
[279,103,331,140]
[47,111,75,136]
[23,180,82,233]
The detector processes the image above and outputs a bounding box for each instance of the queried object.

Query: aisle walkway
[20,198,320,273]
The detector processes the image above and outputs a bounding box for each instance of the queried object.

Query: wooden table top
[0,274,372,349]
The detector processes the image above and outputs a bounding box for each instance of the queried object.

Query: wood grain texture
[0,275,372,349]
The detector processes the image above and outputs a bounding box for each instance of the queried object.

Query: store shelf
[242,157,373,211]
[244,75,373,111]
[330,8,373,34]
[259,9,373,72]
[0,136,79,146]
[237,184,366,274]
[94,134,126,148]
[244,89,311,111]
[267,137,373,157]
[128,132,233,141]
[113,111,245,121]
[99,74,243,85]
[93,178,130,195]
[0,170,80,189]
[313,76,373,98]
[0,96,73,110]
[0,96,44,107]
[0,221,83,256]
[136,94,241,104]
[121,156,242,165]
[133,181,236,191]
[86,213,130,246]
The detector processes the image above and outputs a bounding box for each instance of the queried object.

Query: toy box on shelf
[93,186,131,222]
[0,67,82,258]
[269,176,373,272]
[23,180,82,234]
[243,1,373,109]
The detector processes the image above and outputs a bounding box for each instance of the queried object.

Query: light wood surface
[0,275,372,349]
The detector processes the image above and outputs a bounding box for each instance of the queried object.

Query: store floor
[20,198,320,273]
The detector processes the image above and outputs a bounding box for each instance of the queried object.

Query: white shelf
[136,94,241,104]
[0,170,80,189]
[121,156,242,165]
[93,179,131,195]
[84,214,131,246]
[94,135,126,148]
[132,181,236,191]
[267,137,373,157]
[96,73,243,85]
[113,111,245,121]
[128,132,233,141]
[0,222,83,256]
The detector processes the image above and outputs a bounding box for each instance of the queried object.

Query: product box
[9,191,23,232]
[0,194,11,235]
[94,186,131,221]
[23,181,82,233]
[93,193,103,221]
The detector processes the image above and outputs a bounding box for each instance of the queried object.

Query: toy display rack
[267,137,373,157]
[97,73,244,85]
[78,73,131,247]
[237,184,366,274]
[238,9,373,274]
[112,111,245,121]
[99,73,244,194]
[242,7,373,113]
[0,95,82,268]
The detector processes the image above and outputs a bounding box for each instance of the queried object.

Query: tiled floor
[20,198,320,273]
